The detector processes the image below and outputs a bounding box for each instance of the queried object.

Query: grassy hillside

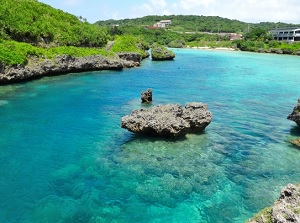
[96,15,300,33]
[0,0,109,47]
[0,0,148,66]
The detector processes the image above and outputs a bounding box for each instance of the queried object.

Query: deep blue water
[0,49,300,223]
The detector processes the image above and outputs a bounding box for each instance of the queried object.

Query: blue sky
[38,0,300,24]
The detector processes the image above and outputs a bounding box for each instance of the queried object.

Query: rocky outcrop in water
[248,184,300,223]
[151,45,175,61]
[121,102,212,137]
[0,53,141,84]
[287,99,300,126]
[141,88,153,103]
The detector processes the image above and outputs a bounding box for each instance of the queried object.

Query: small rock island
[151,45,175,61]
[121,102,212,137]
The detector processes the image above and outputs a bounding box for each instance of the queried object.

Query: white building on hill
[269,27,300,42]
[153,20,172,28]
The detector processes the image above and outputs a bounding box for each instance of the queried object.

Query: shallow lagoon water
[0,49,300,222]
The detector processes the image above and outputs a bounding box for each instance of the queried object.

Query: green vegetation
[151,45,175,60]
[0,0,109,47]
[1,0,299,69]
[247,207,272,223]
[0,40,115,66]
[96,15,300,33]
[97,15,300,56]
[234,28,300,54]
[111,35,149,58]
[0,0,149,67]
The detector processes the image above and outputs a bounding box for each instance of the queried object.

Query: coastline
[187,46,236,51]
[185,45,300,56]
[0,53,142,85]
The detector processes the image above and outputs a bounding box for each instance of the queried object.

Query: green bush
[0,40,115,66]
[0,0,110,47]
[111,35,148,57]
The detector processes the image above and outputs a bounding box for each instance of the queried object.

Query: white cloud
[131,0,170,17]
[169,0,300,23]
[173,0,215,10]
[40,0,300,24]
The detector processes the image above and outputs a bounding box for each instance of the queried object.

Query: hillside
[0,0,109,47]
[0,0,149,84]
[95,15,300,33]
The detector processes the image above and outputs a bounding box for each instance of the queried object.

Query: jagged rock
[118,53,141,67]
[121,102,212,137]
[181,102,212,133]
[290,138,300,147]
[141,88,153,103]
[0,54,141,84]
[248,184,300,223]
[151,45,175,61]
[287,99,300,126]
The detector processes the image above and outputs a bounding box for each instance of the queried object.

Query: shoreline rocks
[287,99,300,126]
[0,53,141,84]
[248,184,300,223]
[121,102,212,137]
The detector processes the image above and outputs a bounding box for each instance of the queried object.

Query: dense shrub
[0,0,109,47]
[111,35,149,58]
[0,40,115,66]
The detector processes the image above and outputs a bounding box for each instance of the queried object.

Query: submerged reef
[121,102,212,137]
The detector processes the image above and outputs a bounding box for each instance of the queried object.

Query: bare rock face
[141,88,153,103]
[0,54,140,84]
[182,102,212,132]
[248,184,300,223]
[287,99,300,126]
[118,53,141,67]
[121,102,212,137]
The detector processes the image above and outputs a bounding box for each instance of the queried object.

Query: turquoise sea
[0,49,300,223]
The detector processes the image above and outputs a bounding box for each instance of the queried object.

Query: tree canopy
[96,15,300,34]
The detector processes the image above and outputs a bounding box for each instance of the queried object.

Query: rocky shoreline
[248,184,300,223]
[0,53,142,84]
[186,46,300,56]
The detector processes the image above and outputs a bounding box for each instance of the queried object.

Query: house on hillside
[153,20,172,28]
[269,27,300,42]
[229,33,242,41]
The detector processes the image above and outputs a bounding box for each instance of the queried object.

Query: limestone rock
[287,99,300,126]
[248,184,300,223]
[118,53,141,67]
[182,102,212,132]
[141,88,153,103]
[290,138,300,147]
[0,54,140,84]
[151,45,175,61]
[121,102,212,137]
